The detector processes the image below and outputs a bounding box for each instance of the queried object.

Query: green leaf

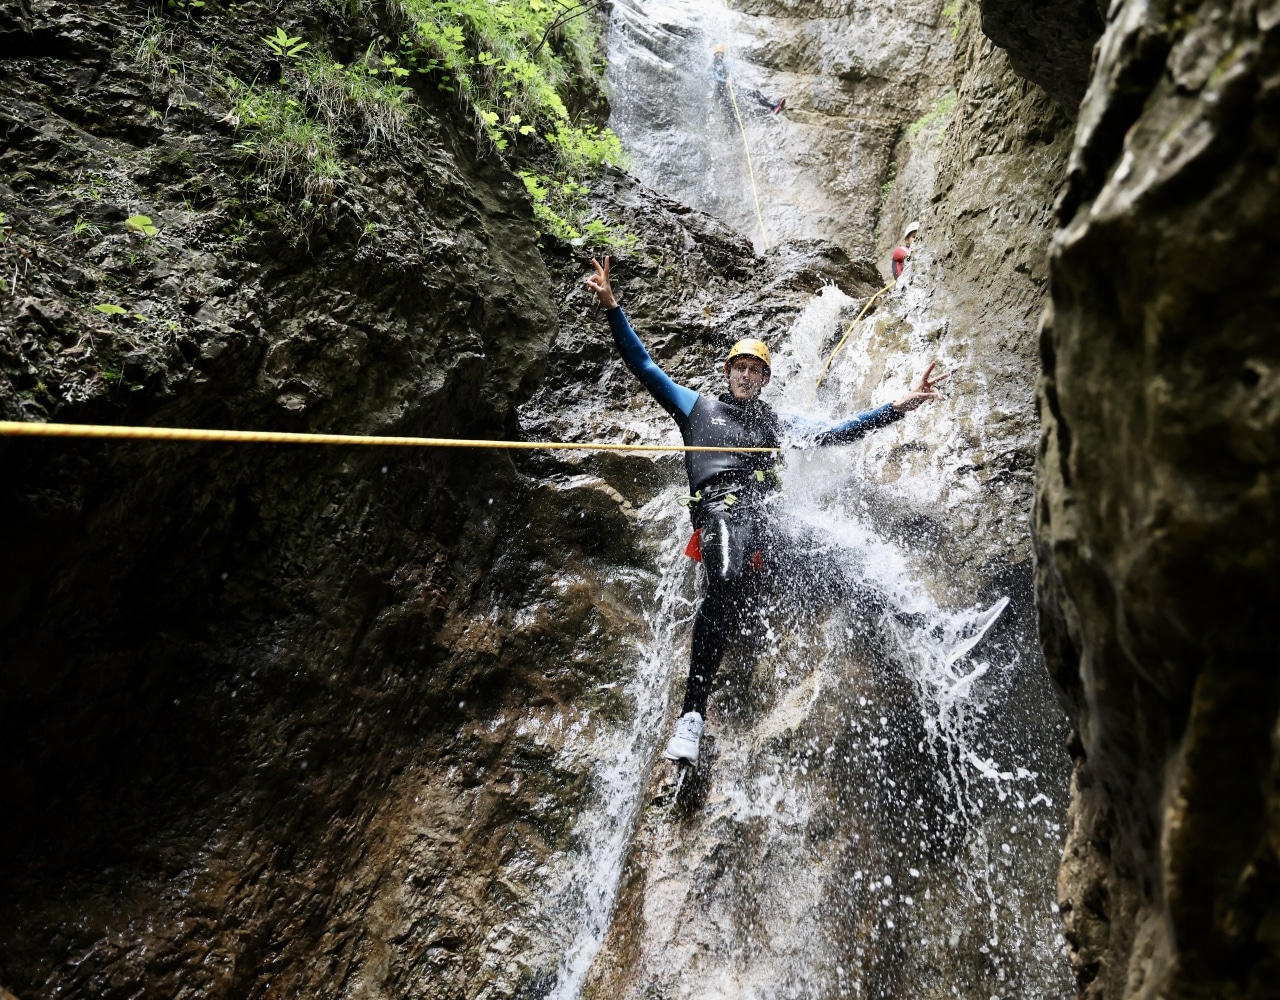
[124,214,159,236]
[93,303,127,316]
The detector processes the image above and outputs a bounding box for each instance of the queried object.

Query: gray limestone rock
[1035,0,1280,996]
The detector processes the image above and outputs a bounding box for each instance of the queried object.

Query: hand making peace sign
[891,361,950,413]
[583,256,619,309]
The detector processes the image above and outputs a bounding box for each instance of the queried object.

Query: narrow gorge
[1,2,1275,1000]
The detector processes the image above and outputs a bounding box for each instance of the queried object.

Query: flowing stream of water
[604,0,777,247]
[541,498,696,999]
[531,2,1073,995]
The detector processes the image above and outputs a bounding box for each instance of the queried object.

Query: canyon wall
[0,1,581,994]
[3,0,1277,997]
[1031,0,1280,996]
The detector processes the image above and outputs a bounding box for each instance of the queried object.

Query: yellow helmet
[726,338,771,369]
[713,44,726,54]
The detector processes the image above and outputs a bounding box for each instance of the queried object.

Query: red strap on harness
[683,529,763,570]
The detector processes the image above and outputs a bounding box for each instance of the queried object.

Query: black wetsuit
[607,306,903,717]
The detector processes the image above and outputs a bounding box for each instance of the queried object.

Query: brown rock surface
[977,0,1104,112]
[0,4,915,996]
[1035,0,1280,996]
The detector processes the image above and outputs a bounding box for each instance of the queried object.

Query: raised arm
[783,362,949,445]
[782,403,903,445]
[584,257,699,419]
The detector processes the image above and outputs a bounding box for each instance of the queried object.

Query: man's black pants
[681,502,767,717]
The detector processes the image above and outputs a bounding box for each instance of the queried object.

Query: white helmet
[904,220,920,239]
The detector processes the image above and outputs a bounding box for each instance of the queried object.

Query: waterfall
[605,0,775,247]
[529,2,1072,996]
[541,497,696,1000]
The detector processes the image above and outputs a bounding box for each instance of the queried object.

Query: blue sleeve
[781,403,904,446]
[607,307,699,419]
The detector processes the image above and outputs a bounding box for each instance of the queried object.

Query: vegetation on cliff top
[0,0,629,417]
[220,0,630,244]
[137,0,626,244]
[392,0,631,245]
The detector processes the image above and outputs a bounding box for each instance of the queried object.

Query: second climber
[891,220,919,280]
[712,44,785,117]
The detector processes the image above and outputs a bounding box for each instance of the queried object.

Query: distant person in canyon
[583,256,947,765]
[712,44,786,117]
[891,220,919,280]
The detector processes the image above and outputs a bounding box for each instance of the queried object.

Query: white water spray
[541,498,696,1000]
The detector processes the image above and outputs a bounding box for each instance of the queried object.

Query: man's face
[905,231,916,247]
[725,356,770,400]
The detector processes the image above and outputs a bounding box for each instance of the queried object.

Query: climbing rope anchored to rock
[811,281,896,397]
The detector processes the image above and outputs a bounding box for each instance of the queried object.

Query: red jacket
[891,246,908,278]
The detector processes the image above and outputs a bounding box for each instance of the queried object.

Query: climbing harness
[719,2,770,249]
[0,420,781,453]
[812,281,895,396]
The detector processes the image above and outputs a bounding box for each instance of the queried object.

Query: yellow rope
[812,282,895,394]
[721,2,770,249]
[0,420,780,453]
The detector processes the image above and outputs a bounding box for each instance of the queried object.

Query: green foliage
[71,217,102,240]
[124,214,159,236]
[223,2,628,241]
[942,0,963,39]
[880,160,901,203]
[518,170,636,249]
[229,79,343,190]
[263,26,310,60]
[907,91,957,142]
[397,0,623,171]
[134,19,173,72]
[93,303,128,316]
[299,53,414,146]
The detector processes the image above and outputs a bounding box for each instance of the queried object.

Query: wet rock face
[0,3,889,995]
[0,1,569,996]
[1035,0,1280,995]
[605,0,958,256]
[977,0,1104,112]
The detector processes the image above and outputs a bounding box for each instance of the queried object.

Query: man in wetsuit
[583,257,946,765]
[713,44,785,116]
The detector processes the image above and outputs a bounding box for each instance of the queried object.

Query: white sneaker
[663,711,704,765]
